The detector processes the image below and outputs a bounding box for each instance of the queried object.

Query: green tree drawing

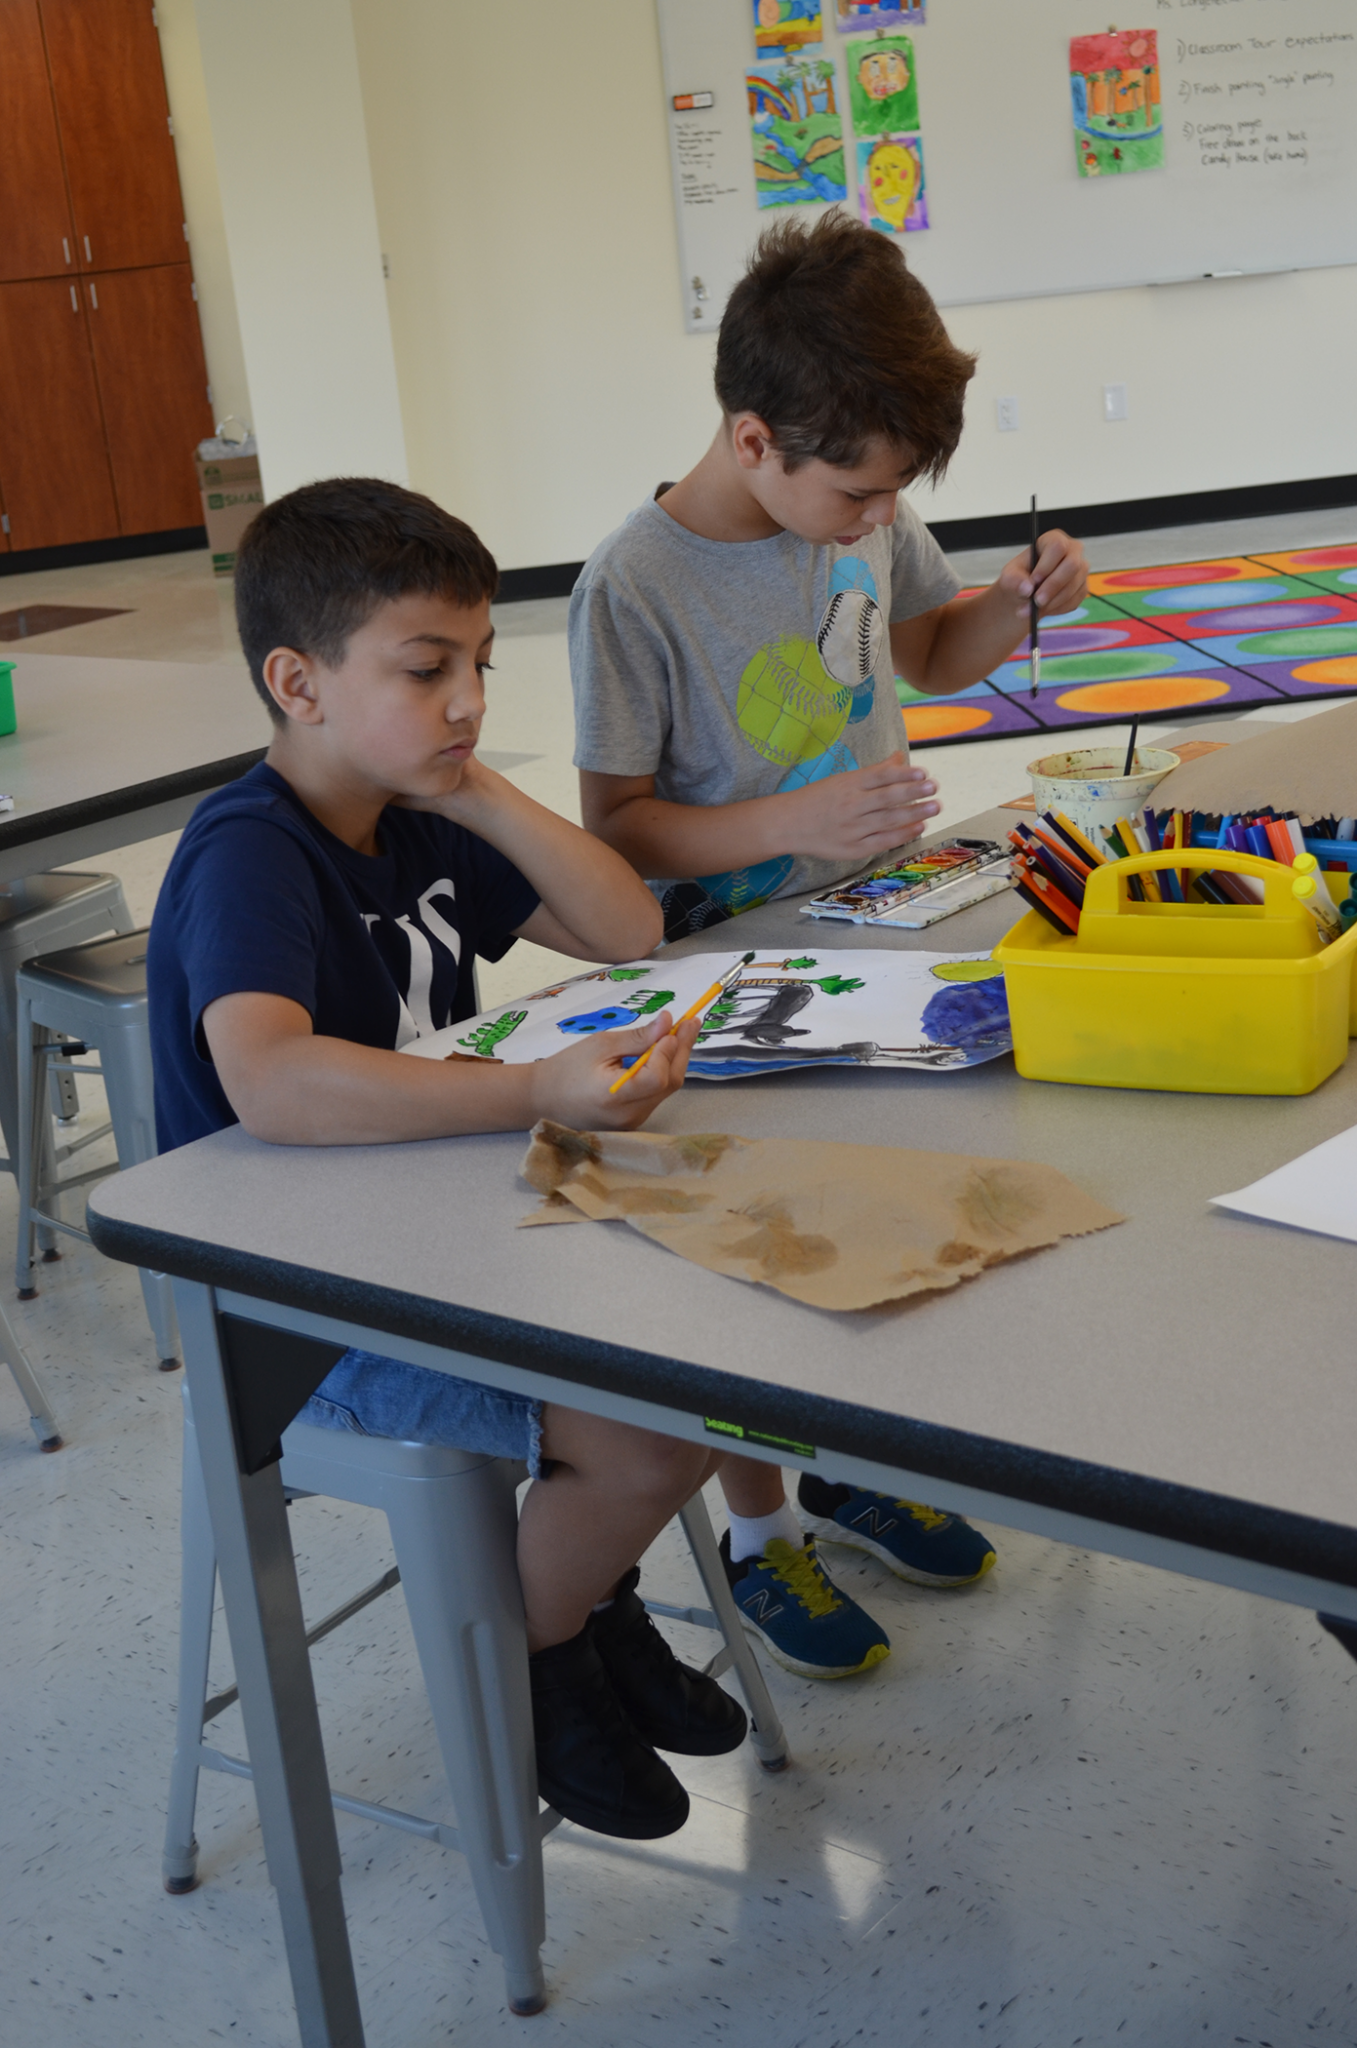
[810,975,865,996]
[456,1010,526,1057]
[781,956,818,970]
[606,968,650,981]
[627,990,675,1017]
[814,59,837,117]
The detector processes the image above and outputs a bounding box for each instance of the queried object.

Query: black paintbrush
[1122,718,1139,778]
[1028,494,1040,701]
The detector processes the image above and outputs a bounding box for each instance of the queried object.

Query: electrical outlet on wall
[1103,382,1129,422]
[995,395,1020,433]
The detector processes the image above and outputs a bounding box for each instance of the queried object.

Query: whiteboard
[656,0,1357,330]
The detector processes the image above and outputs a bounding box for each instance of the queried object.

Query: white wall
[350,0,1357,570]
[190,0,407,502]
[156,0,253,433]
[163,0,1357,565]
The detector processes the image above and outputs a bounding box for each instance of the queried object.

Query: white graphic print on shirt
[364,877,462,1047]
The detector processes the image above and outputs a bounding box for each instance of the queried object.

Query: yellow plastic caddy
[994,848,1357,1096]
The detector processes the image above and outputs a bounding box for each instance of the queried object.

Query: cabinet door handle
[88,282,99,310]
[69,284,78,312]
[62,237,71,265]
[83,235,92,261]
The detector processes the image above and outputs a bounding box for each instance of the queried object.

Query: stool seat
[16,925,177,1367]
[22,928,150,1003]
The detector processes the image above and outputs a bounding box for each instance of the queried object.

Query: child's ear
[261,647,324,725]
[729,412,776,472]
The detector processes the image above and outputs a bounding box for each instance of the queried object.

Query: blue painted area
[921,976,1010,1053]
[1141,580,1282,611]
[556,1006,636,1035]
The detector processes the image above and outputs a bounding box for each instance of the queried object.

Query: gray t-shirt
[570,493,961,939]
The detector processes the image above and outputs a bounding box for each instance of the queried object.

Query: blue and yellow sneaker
[797,1475,997,1588]
[719,1528,890,1679]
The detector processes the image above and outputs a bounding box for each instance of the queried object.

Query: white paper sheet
[400,949,1012,1081]
[1209,1124,1357,1244]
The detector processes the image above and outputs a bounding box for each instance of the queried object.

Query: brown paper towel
[1149,698,1357,821]
[520,1122,1124,1311]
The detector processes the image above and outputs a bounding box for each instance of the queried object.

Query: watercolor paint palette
[905,543,1357,748]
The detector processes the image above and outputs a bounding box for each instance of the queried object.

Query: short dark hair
[234,477,499,722]
[714,211,977,483]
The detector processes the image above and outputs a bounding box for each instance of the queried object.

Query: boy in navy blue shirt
[149,478,750,1842]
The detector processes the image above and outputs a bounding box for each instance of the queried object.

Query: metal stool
[0,1303,62,1451]
[0,871,132,1172]
[15,928,178,1369]
[166,1391,789,2016]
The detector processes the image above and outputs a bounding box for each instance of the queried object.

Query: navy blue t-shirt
[148,762,540,1151]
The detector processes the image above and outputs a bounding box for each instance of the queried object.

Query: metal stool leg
[679,1494,790,1771]
[384,1458,547,2016]
[14,999,48,1300]
[95,1012,180,1369]
[164,1398,219,1891]
[0,1301,61,1449]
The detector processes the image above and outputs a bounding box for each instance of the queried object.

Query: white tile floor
[3,514,1357,2047]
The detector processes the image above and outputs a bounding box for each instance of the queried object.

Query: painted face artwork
[867,139,919,230]
[857,48,909,99]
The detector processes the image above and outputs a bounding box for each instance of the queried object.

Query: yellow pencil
[1052,810,1107,865]
[1117,817,1161,901]
[608,950,756,1094]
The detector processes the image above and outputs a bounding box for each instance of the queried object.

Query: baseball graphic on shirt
[825,554,884,724]
[737,635,852,770]
[816,585,884,690]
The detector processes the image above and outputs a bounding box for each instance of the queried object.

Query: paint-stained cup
[1027,746,1179,842]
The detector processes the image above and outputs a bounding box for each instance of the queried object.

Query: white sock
[727,1501,803,1563]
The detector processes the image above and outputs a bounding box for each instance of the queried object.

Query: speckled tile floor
[2,522,1357,2047]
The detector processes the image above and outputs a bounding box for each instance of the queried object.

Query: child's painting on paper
[753,0,824,58]
[846,34,919,136]
[835,1,925,35]
[747,61,848,208]
[403,952,1012,1083]
[857,132,927,234]
[1069,30,1163,178]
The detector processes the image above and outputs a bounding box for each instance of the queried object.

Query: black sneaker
[529,1625,690,1839]
[591,1567,748,1757]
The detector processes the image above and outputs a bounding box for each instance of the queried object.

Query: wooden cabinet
[0,1,214,547]
[40,0,187,273]
[0,0,77,283]
[0,279,119,550]
[83,266,212,533]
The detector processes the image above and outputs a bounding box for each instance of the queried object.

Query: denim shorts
[300,1348,546,1479]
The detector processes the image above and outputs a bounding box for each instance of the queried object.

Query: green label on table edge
[704,1417,815,1459]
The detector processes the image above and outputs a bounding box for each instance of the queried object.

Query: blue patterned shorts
[300,1349,545,1478]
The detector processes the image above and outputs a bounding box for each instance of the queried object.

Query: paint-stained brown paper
[1149,698,1357,822]
[519,1122,1124,1311]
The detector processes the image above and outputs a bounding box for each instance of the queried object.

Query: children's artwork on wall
[846,34,919,136]
[835,1,925,35]
[747,60,848,208]
[753,0,824,59]
[857,132,927,234]
[1069,30,1163,178]
[402,951,1012,1083]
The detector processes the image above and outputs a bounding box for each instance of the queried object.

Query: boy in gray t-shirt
[570,212,1088,1680]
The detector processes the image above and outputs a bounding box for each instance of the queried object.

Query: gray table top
[89,739,1357,1588]
[0,651,269,858]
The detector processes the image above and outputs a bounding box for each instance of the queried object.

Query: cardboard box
[194,443,263,576]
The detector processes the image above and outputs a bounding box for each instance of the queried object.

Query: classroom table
[86,763,1357,2046]
[0,653,269,882]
